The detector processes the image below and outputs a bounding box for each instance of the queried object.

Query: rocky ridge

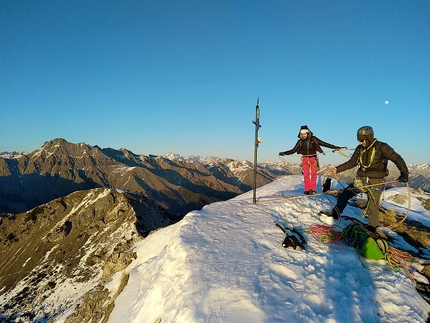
[0,188,174,322]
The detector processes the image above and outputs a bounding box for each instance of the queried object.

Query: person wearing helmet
[320,126,409,232]
[279,125,343,195]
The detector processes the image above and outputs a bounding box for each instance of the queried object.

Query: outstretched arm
[314,136,341,150]
[279,140,301,156]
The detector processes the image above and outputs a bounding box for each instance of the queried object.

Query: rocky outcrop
[0,188,174,322]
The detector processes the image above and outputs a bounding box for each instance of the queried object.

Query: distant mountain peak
[163,152,222,165]
[164,152,183,160]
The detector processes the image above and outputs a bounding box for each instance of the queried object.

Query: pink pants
[302,156,318,191]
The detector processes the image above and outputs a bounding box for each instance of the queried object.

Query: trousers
[333,177,384,227]
[302,156,318,191]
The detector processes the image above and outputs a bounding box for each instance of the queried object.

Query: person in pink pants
[279,125,342,195]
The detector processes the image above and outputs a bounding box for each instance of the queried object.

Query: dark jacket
[281,131,340,156]
[336,140,408,179]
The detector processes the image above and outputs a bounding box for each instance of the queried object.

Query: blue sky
[1,1,429,164]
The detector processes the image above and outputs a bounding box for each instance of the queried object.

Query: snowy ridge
[107,175,430,323]
[409,164,430,170]
[0,152,26,159]
[163,152,222,165]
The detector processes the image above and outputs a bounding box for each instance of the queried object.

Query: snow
[163,152,220,165]
[107,175,430,323]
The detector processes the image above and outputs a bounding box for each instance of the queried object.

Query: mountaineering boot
[322,178,332,192]
[319,209,339,220]
[304,191,310,195]
[309,190,316,195]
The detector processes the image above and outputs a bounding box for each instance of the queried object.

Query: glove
[397,174,408,182]
[279,152,286,156]
[334,147,347,152]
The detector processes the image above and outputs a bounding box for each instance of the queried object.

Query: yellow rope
[359,139,376,168]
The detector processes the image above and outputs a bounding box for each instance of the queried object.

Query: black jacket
[281,135,340,157]
[336,140,408,179]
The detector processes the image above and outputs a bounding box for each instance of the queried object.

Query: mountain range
[1,138,429,218]
[0,138,282,216]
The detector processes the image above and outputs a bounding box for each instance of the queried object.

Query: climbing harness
[359,139,377,169]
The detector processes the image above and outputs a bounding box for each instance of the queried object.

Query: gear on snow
[341,222,388,260]
[275,222,306,251]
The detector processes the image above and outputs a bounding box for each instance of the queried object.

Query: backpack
[341,222,388,260]
[340,222,416,281]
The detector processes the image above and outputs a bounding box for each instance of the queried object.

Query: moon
[385,100,389,105]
